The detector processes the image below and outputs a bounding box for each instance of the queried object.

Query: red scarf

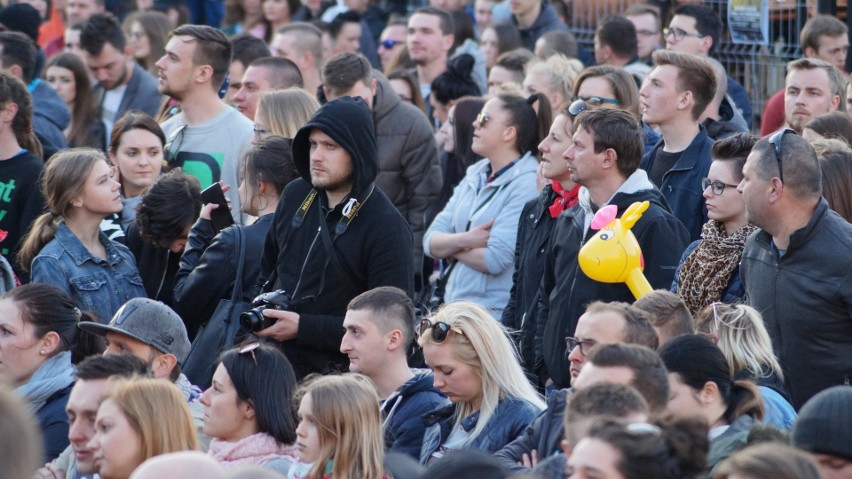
[548,181,580,218]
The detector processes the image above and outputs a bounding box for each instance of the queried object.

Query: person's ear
[387,329,405,352]
[370,78,377,97]
[601,147,618,170]
[443,33,455,52]
[242,399,256,420]
[195,64,214,84]
[677,90,693,112]
[700,36,713,54]
[151,353,178,379]
[830,94,841,112]
[700,380,719,404]
[804,46,817,58]
[39,331,61,356]
[561,439,571,456]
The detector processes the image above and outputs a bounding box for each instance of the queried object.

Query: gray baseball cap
[79,298,191,364]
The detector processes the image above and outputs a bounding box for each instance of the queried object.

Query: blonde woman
[254,88,320,142]
[696,303,797,430]
[522,55,584,114]
[88,378,199,479]
[288,374,387,479]
[418,301,544,464]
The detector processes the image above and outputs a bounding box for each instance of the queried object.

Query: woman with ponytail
[0,284,102,461]
[424,92,550,318]
[0,73,46,281]
[18,148,146,323]
[659,334,764,477]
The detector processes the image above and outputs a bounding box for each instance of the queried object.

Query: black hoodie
[260,97,414,378]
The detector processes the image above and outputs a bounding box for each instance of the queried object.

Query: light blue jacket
[31,221,146,323]
[423,153,538,317]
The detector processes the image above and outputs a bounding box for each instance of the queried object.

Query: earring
[39,350,45,355]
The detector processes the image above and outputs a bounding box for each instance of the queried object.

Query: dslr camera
[240,290,292,332]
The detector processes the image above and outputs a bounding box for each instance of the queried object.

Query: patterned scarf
[677,221,757,315]
[548,181,580,218]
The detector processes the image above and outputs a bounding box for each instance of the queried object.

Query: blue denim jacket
[419,395,542,464]
[31,222,146,322]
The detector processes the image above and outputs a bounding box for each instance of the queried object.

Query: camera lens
[239,308,265,332]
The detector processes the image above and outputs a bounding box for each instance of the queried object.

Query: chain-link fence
[564,0,827,130]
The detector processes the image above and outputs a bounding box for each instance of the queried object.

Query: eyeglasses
[567,99,588,117]
[663,27,705,42]
[253,125,269,141]
[239,342,261,365]
[701,178,739,195]
[475,111,490,126]
[768,128,794,183]
[418,319,465,343]
[165,124,187,167]
[565,336,596,356]
[573,96,621,107]
[379,39,403,49]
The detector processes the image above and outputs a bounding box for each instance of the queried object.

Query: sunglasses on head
[768,128,795,183]
[418,319,465,343]
[380,39,403,49]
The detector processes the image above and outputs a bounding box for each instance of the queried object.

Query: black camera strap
[230,226,247,303]
[316,201,366,288]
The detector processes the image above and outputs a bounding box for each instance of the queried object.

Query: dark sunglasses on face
[475,111,490,126]
[418,319,465,343]
[567,99,588,117]
[380,39,403,49]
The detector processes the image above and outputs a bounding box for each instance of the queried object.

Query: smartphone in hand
[200,183,235,233]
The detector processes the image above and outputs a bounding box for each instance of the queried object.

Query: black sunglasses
[768,128,794,183]
[418,319,464,343]
[380,39,403,49]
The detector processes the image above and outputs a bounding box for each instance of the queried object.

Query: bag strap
[230,226,247,302]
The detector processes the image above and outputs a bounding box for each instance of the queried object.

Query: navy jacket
[37,383,73,462]
[419,396,542,464]
[641,127,713,242]
[513,1,568,51]
[382,370,448,459]
[31,79,69,160]
[495,388,569,475]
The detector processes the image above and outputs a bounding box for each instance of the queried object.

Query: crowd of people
[0,0,850,478]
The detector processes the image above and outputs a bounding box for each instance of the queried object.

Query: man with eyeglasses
[156,25,253,224]
[640,49,716,241]
[760,15,849,136]
[624,4,662,65]
[739,131,852,411]
[496,301,661,474]
[664,4,752,129]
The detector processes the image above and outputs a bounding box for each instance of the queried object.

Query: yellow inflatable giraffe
[578,201,653,299]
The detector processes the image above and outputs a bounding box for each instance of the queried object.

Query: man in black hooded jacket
[256,96,414,379]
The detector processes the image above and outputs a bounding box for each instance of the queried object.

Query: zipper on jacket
[292,227,321,299]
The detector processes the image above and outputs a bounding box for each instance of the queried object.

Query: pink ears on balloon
[590,204,618,230]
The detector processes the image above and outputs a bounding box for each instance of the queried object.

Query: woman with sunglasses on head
[659,334,764,476]
[571,65,660,155]
[418,301,545,465]
[502,102,579,379]
[201,343,299,473]
[423,93,550,318]
[694,303,796,430]
[671,133,759,316]
[567,416,708,479]
[19,148,146,323]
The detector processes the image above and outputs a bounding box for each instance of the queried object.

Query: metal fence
[565,0,822,131]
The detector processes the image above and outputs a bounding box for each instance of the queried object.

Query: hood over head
[292,95,378,201]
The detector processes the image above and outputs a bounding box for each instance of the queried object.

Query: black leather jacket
[173,215,272,338]
[741,199,852,409]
